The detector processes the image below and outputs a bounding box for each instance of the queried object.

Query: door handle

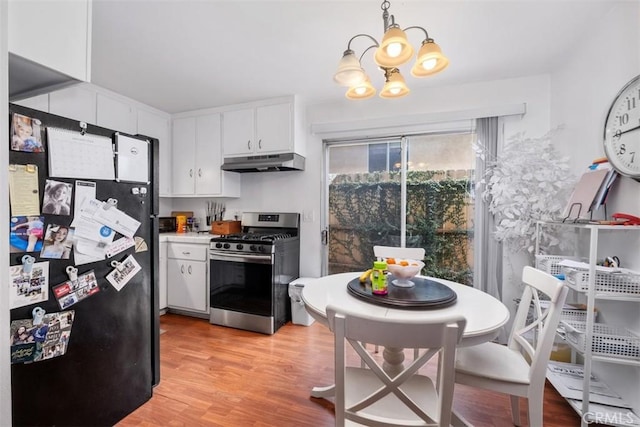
[188,265,192,274]
[182,251,191,255]
[189,169,193,177]
[181,265,185,274]
[321,227,328,245]
[198,169,202,178]
[247,140,251,150]
[258,139,262,150]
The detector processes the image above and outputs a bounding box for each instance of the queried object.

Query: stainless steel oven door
[209,250,275,319]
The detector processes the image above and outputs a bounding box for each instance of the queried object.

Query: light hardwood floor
[117,313,582,427]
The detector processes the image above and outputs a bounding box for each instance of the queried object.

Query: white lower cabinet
[159,242,168,311]
[166,242,209,314]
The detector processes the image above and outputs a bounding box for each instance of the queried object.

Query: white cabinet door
[166,259,207,312]
[159,242,168,311]
[256,102,292,154]
[49,85,97,125]
[171,117,197,195]
[12,94,49,111]
[138,110,171,196]
[8,0,91,82]
[195,114,221,195]
[222,108,254,156]
[96,93,137,135]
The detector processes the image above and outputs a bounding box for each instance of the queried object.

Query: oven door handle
[209,251,272,264]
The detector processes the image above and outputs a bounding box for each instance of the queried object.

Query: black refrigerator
[8,103,161,426]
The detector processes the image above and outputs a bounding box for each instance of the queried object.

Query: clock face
[604,74,640,179]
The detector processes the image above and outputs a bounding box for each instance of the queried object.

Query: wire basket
[561,320,640,360]
[561,308,596,323]
[535,255,580,276]
[561,266,640,296]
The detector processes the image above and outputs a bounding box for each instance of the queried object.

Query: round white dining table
[302,272,510,425]
[302,272,510,347]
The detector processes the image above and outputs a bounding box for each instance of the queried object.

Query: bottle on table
[371,260,388,295]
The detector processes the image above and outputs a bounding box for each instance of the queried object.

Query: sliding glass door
[323,131,476,285]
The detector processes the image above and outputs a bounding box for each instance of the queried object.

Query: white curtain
[473,117,506,342]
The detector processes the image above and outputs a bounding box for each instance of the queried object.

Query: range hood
[221,152,305,173]
[9,53,80,101]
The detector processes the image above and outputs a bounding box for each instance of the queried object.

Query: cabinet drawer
[167,244,207,261]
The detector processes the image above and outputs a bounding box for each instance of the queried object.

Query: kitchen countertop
[159,232,219,244]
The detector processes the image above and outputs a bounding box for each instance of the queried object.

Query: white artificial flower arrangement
[476,129,576,254]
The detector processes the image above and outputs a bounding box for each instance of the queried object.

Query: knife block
[211,220,241,235]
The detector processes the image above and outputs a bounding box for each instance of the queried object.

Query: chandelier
[333,0,449,100]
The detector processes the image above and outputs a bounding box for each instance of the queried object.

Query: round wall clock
[603,74,640,181]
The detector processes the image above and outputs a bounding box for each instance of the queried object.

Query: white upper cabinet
[49,85,97,125]
[172,114,240,198]
[222,108,254,156]
[12,94,49,112]
[138,109,172,197]
[172,117,197,195]
[222,97,303,158]
[96,93,137,135]
[8,0,91,82]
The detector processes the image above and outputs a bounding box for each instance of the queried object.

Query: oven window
[210,259,273,316]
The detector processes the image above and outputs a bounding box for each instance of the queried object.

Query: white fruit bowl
[386,260,425,287]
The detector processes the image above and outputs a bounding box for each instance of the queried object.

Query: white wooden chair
[373,245,426,263]
[454,266,569,426]
[327,304,466,427]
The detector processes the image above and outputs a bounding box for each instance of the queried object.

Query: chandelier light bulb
[386,42,403,58]
[422,58,437,70]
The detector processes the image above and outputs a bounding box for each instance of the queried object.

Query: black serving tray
[347,276,457,309]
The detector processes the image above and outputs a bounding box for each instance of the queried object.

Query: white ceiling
[90,0,620,114]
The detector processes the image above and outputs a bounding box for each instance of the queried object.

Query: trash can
[288,278,316,326]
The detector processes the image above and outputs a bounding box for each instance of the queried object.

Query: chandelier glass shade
[333,0,449,100]
[345,76,377,100]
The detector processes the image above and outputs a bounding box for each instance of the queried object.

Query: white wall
[550,2,640,412]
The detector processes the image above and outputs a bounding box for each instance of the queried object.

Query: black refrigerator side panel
[9,104,153,426]
[140,134,161,387]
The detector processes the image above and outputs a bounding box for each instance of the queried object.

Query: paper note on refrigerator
[92,201,141,238]
[47,128,115,180]
[8,164,40,216]
[115,133,149,183]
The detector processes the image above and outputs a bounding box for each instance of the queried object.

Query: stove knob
[236,244,244,250]
[249,245,257,252]
[215,243,223,249]
[257,245,265,253]
[223,243,230,249]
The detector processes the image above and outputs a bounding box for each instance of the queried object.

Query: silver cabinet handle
[247,140,251,150]
[189,169,193,177]
[181,265,185,274]
[198,169,202,177]
[182,251,191,255]
[188,265,192,274]
[258,139,262,150]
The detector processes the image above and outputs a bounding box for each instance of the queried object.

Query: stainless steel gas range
[209,212,300,334]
